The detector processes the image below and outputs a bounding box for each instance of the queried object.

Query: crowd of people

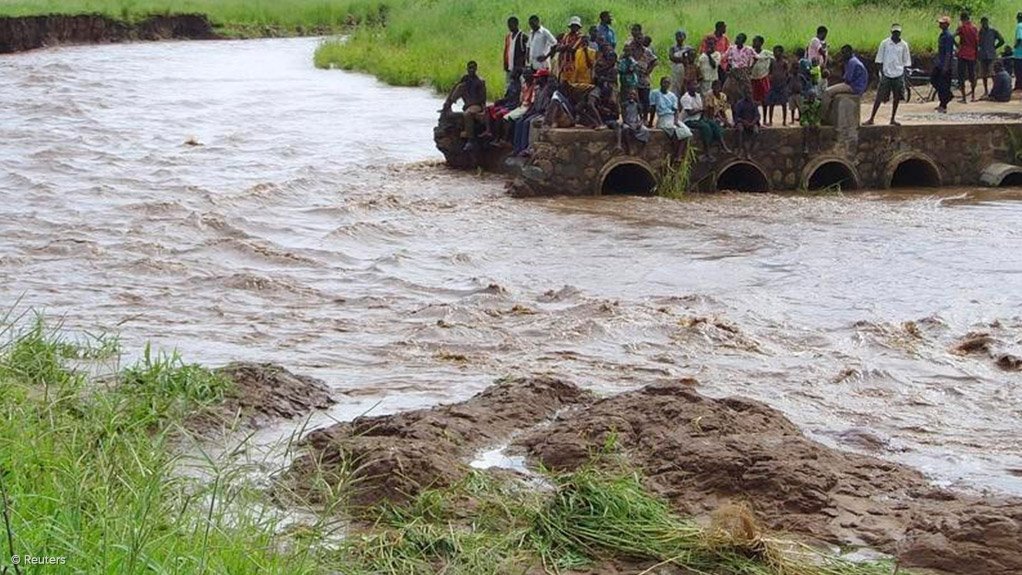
[440,11,1022,162]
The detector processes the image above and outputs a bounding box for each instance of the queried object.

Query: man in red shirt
[956,11,980,102]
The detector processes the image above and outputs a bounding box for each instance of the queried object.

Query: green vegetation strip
[0,0,389,36]
[314,0,1021,98]
[0,313,905,574]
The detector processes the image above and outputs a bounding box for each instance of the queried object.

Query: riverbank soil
[293,377,1022,575]
[182,362,336,433]
[289,376,591,507]
[0,14,218,53]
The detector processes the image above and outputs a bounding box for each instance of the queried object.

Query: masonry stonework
[435,95,1022,196]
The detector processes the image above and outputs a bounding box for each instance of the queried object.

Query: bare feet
[889,120,901,126]
[863,119,875,126]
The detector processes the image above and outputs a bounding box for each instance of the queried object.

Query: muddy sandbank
[292,376,1022,575]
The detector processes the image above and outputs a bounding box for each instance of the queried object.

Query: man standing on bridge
[934,16,955,113]
[955,12,980,102]
[864,24,911,126]
[527,15,558,72]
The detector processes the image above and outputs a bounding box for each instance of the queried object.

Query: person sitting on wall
[821,45,868,122]
[545,87,576,128]
[483,68,528,141]
[706,80,731,127]
[511,69,554,156]
[650,76,693,162]
[680,81,731,161]
[619,88,650,155]
[986,59,1013,101]
[733,87,761,158]
[592,80,620,128]
[441,61,488,144]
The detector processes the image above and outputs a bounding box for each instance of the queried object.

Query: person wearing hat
[527,15,558,72]
[934,15,955,113]
[669,29,692,98]
[556,16,588,83]
[864,24,912,126]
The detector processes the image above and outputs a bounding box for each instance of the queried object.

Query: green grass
[314,0,1016,98]
[0,313,343,574]
[0,0,390,34]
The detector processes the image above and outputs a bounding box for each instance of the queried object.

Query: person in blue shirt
[649,76,693,162]
[597,11,617,50]
[820,45,868,122]
[934,15,955,113]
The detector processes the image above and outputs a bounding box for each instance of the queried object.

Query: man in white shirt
[527,15,558,71]
[864,24,912,126]
[679,81,730,160]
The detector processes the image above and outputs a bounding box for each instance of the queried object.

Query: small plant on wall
[656,148,698,199]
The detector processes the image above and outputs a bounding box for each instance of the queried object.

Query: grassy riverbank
[314,0,1020,98]
[0,0,389,35]
[0,314,909,574]
[0,317,333,574]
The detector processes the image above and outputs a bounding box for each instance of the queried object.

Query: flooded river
[1,38,1020,494]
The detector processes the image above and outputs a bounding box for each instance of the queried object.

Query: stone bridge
[435,96,1022,195]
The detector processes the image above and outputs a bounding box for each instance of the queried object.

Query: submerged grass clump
[338,463,902,575]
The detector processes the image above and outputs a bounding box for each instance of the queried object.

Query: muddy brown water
[1,38,1020,495]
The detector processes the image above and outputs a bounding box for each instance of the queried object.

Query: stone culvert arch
[885,152,943,188]
[980,163,1022,187]
[715,160,771,192]
[801,157,861,191]
[597,157,658,195]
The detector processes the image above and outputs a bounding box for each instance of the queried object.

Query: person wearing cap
[955,12,980,102]
[864,24,911,126]
[978,16,1005,97]
[556,16,588,83]
[527,15,558,72]
[669,29,692,98]
[597,11,617,50]
[934,15,955,113]
[1014,12,1022,90]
